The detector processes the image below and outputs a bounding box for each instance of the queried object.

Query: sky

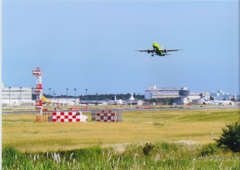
[2,1,239,96]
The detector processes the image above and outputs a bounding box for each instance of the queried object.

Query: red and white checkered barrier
[96,110,118,122]
[91,109,122,122]
[52,112,81,122]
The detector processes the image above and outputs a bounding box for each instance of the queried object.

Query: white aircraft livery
[203,96,233,105]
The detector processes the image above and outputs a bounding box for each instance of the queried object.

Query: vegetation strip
[3,142,239,170]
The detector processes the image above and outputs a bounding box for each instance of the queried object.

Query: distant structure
[129,93,135,100]
[145,85,210,105]
[145,85,179,99]
[1,83,35,106]
[210,90,237,100]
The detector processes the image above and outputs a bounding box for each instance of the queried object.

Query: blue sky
[3,1,239,96]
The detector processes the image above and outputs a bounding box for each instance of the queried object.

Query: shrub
[143,143,155,156]
[200,143,221,156]
[2,147,19,159]
[2,147,19,167]
[69,146,103,160]
[214,121,240,152]
[161,142,170,151]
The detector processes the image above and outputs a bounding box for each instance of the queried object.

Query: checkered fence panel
[52,112,81,122]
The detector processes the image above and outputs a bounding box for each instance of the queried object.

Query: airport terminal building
[145,85,210,105]
[1,83,79,106]
[1,83,34,101]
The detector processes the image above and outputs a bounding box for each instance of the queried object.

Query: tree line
[43,93,145,100]
[143,98,180,105]
[79,93,145,100]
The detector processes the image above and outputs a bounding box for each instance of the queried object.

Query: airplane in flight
[135,42,183,57]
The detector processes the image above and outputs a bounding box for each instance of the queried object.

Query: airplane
[114,94,123,105]
[202,96,234,105]
[42,95,75,106]
[135,42,183,57]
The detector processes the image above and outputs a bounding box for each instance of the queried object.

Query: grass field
[2,108,239,153]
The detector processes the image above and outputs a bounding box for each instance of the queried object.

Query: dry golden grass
[2,108,239,152]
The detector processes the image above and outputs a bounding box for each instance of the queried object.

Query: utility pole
[74,88,77,104]
[19,87,22,104]
[66,88,68,105]
[9,87,11,106]
[85,89,88,104]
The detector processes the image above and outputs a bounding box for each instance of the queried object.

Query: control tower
[32,67,43,122]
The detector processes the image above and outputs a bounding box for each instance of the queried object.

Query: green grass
[177,110,239,123]
[2,142,240,170]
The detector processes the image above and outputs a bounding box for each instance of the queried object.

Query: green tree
[143,143,155,156]
[214,121,240,152]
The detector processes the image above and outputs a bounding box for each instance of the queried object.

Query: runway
[2,106,239,114]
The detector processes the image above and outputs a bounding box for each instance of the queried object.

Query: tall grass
[2,142,239,170]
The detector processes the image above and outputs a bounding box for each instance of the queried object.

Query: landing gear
[151,54,154,57]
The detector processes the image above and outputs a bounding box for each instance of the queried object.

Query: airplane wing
[135,50,154,53]
[161,49,183,52]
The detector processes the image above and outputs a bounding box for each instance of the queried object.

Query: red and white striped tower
[32,67,43,122]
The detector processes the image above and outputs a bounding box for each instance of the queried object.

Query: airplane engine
[164,49,167,53]
[147,50,150,53]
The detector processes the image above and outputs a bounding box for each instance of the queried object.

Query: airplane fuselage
[202,96,233,105]
[153,43,164,56]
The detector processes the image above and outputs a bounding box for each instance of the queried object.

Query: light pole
[19,87,22,104]
[9,87,11,106]
[85,89,88,103]
[31,87,33,101]
[49,88,51,98]
[74,88,77,104]
[66,88,68,105]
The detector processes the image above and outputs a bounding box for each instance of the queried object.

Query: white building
[210,90,234,100]
[1,83,35,106]
[145,85,210,105]
[145,85,180,99]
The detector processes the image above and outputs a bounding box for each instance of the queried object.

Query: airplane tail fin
[42,95,52,104]
[203,96,208,101]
